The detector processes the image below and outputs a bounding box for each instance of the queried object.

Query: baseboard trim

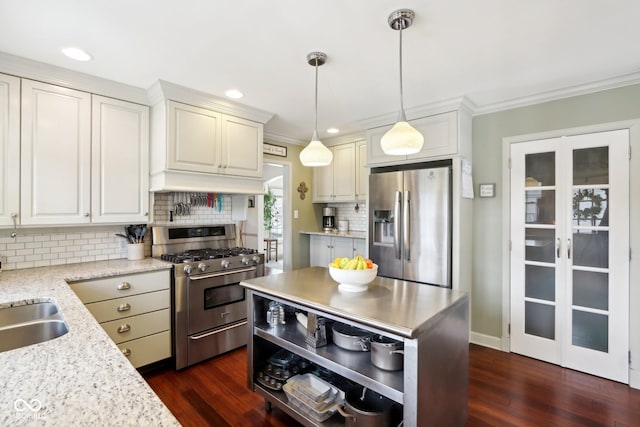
[470,331,504,351]
[630,368,640,390]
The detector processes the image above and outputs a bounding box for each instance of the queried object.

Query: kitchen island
[0,259,178,426]
[241,267,469,427]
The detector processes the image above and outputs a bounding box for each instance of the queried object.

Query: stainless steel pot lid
[371,334,400,345]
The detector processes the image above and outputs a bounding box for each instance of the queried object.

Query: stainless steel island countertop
[240,266,468,339]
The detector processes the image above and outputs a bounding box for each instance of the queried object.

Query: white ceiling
[1,0,639,143]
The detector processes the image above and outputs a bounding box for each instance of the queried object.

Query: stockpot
[370,335,404,371]
[337,386,393,427]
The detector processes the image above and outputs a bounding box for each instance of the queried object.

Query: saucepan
[370,335,404,371]
[331,323,371,352]
[336,386,393,427]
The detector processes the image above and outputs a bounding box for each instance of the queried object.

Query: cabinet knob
[121,348,131,357]
[117,303,131,312]
[117,282,131,290]
[84,213,90,217]
[117,324,131,333]
[144,212,149,216]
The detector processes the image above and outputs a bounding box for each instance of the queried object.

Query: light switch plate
[479,183,496,198]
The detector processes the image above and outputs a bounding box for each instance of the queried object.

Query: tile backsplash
[328,203,368,232]
[153,193,234,225]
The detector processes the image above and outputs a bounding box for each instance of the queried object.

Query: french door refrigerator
[369,162,452,287]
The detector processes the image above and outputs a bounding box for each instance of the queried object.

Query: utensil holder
[127,243,145,261]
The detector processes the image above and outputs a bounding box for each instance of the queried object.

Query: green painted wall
[471,83,640,338]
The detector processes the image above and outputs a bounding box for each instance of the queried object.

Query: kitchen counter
[240,266,467,339]
[0,259,179,426]
[299,230,366,239]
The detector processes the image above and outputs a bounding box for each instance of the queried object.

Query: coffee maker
[322,207,336,231]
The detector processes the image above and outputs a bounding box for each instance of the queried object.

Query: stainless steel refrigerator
[369,162,452,287]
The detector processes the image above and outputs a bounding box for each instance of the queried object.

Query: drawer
[118,331,171,368]
[69,269,170,303]
[101,309,170,344]
[86,289,170,323]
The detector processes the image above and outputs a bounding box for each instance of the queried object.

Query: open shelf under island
[241,267,469,427]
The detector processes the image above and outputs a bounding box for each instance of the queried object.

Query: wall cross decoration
[297,182,308,200]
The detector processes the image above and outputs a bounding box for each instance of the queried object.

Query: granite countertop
[299,230,367,239]
[0,259,179,426]
[241,267,468,339]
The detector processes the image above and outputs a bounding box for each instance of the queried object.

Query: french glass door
[510,129,629,383]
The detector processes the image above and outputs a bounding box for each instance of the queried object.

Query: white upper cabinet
[356,140,368,201]
[312,142,359,203]
[221,114,263,178]
[21,80,92,225]
[367,110,460,166]
[91,95,149,223]
[168,101,221,173]
[0,73,20,227]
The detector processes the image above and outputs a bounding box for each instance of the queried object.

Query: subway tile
[34,235,51,242]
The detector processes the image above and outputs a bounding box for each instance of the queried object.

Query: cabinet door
[332,144,356,202]
[332,237,354,259]
[220,115,263,177]
[0,73,19,227]
[309,235,332,267]
[367,111,458,166]
[353,238,367,258]
[406,111,458,160]
[21,80,91,225]
[167,101,221,173]
[92,96,149,223]
[356,140,368,201]
[312,162,333,202]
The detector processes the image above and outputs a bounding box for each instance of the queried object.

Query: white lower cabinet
[69,269,171,368]
[309,235,367,267]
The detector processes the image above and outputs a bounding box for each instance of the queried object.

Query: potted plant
[264,188,277,238]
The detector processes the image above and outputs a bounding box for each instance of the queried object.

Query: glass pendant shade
[381,119,424,155]
[300,130,333,166]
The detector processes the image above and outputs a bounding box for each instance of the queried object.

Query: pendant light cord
[398,25,406,120]
[314,58,319,134]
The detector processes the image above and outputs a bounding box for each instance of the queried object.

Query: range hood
[147,80,274,195]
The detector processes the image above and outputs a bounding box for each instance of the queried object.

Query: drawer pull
[117,324,131,333]
[117,303,131,312]
[121,348,131,357]
[117,282,131,290]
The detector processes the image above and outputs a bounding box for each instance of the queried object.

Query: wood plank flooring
[144,344,640,426]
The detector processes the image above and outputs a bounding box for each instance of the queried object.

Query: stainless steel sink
[0,301,69,353]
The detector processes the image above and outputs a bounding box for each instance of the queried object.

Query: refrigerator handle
[394,191,402,259]
[404,190,410,261]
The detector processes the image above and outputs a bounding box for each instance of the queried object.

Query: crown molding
[324,131,367,146]
[0,51,149,104]
[472,71,640,116]
[148,79,274,124]
[264,131,306,146]
[358,95,476,130]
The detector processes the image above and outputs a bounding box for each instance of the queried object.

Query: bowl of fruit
[328,255,378,292]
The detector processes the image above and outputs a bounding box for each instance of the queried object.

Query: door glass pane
[525,301,555,339]
[572,189,608,227]
[573,270,608,310]
[525,190,555,224]
[525,228,556,263]
[573,147,608,185]
[525,265,555,301]
[525,152,555,187]
[573,230,608,268]
[573,310,608,352]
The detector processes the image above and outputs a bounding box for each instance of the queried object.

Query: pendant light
[381,9,424,156]
[299,52,333,167]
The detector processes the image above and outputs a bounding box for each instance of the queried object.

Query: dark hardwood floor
[144,344,640,426]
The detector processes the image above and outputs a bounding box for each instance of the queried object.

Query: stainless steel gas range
[151,224,264,370]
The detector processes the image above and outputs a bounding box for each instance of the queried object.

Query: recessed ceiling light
[327,128,339,134]
[225,89,244,99]
[61,47,93,61]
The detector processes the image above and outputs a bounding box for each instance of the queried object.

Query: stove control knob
[198,263,207,272]
[183,265,192,275]
[221,260,230,269]
[252,256,261,264]
[242,257,250,265]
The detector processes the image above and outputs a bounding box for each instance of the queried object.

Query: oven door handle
[189,320,248,340]
[188,267,257,281]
